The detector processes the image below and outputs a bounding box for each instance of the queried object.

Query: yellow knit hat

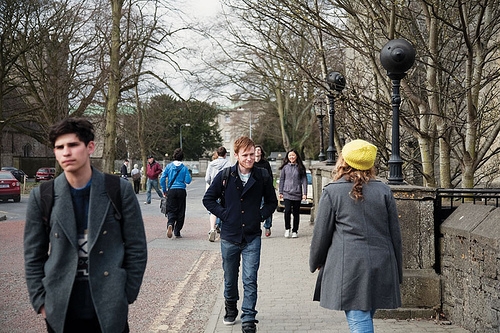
[341,139,377,170]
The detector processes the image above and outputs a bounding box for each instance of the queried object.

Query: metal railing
[434,188,500,224]
[433,188,500,273]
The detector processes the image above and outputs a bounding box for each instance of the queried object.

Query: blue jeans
[263,216,272,229]
[345,310,376,333]
[221,237,261,324]
[146,178,163,204]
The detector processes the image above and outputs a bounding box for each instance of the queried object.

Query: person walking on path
[254,145,274,237]
[205,146,230,242]
[160,148,192,239]
[203,136,277,333]
[131,163,141,194]
[278,149,307,238]
[24,118,147,333]
[309,139,403,333]
[121,159,129,179]
[145,155,163,204]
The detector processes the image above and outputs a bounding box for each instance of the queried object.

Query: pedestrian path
[204,213,470,333]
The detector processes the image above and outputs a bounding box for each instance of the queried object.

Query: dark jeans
[133,179,140,194]
[166,188,187,236]
[46,318,129,333]
[284,199,301,232]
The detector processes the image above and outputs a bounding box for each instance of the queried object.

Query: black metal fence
[433,188,500,273]
[435,188,500,223]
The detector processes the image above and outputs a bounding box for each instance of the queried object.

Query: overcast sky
[159,0,225,102]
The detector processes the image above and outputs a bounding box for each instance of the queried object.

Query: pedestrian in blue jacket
[160,148,192,238]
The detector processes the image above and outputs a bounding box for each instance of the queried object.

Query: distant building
[214,99,265,164]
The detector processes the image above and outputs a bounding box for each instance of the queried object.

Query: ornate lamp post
[325,71,346,165]
[313,96,326,161]
[380,39,416,185]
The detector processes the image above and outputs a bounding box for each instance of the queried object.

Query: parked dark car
[35,167,56,182]
[1,166,27,182]
[0,171,21,202]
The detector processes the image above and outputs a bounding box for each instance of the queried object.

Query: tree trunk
[102,0,123,174]
[438,136,452,188]
[418,137,435,187]
[275,87,290,151]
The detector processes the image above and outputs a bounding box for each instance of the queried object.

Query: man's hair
[173,148,184,161]
[49,118,95,147]
[217,146,227,157]
[233,136,254,154]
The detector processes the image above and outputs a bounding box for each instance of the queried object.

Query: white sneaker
[292,232,298,238]
[284,229,290,238]
[208,229,217,242]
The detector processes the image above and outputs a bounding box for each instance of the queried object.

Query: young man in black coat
[203,136,277,333]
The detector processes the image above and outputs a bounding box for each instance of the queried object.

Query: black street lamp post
[325,71,346,165]
[380,39,416,185]
[314,96,326,161]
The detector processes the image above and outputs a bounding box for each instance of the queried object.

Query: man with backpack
[24,118,147,333]
[203,136,277,333]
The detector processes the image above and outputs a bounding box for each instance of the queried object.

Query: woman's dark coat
[309,179,402,311]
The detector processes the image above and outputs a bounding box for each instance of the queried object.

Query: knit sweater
[278,163,307,201]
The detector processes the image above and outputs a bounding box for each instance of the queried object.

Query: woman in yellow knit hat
[309,139,403,333]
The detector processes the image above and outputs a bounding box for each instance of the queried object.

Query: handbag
[160,196,168,214]
[159,168,181,215]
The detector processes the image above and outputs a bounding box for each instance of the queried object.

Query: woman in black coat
[309,139,402,333]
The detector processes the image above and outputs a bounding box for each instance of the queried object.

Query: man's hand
[40,305,46,318]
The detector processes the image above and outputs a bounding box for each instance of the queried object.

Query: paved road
[0,177,222,333]
[0,177,470,332]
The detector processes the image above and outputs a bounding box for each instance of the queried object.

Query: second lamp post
[325,71,346,165]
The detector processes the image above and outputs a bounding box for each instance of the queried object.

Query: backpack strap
[221,167,231,189]
[104,174,122,223]
[220,167,232,208]
[39,174,123,234]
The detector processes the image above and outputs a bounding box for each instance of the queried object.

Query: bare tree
[0,0,40,165]
[4,0,108,147]
[206,0,500,187]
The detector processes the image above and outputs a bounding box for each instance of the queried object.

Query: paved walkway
[204,213,470,333]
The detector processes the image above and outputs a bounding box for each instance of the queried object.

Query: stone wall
[390,186,441,312]
[440,204,500,333]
